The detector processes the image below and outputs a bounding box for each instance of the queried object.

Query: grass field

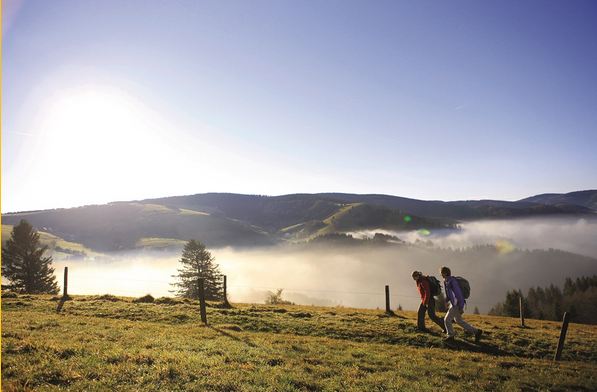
[135,237,188,249]
[2,294,596,391]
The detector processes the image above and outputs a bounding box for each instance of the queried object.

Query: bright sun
[29,86,170,205]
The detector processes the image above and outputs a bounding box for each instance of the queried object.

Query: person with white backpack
[440,266,483,342]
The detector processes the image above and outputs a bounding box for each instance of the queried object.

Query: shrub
[95,294,121,302]
[265,289,294,305]
[133,294,155,303]
[155,297,183,305]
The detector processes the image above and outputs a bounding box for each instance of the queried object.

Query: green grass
[2,294,596,391]
[136,203,175,214]
[178,208,210,216]
[315,203,361,237]
[135,237,188,249]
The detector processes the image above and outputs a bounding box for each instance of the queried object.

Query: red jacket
[416,277,431,305]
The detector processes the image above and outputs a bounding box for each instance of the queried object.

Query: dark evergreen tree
[563,277,575,297]
[1,220,59,294]
[502,289,527,317]
[490,275,597,324]
[170,240,223,300]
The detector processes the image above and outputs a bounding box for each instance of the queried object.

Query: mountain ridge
[518,189,597,209]
[2,190,595,252]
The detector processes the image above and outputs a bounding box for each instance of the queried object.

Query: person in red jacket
[412,270,446,333]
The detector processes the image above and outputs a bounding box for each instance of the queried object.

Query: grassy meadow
[2,294,596,391]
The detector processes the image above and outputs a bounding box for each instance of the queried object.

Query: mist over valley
[35,213,597,313]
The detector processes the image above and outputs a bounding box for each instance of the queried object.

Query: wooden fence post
[385,285,391,314]
[198,278,207,324]
[519,296,525,327]
[554,312,570,361]
[223,275,230,307]
[63,266,69,298]
[57,266,69,313]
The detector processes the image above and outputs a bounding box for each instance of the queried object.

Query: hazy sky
[3,0,597,212]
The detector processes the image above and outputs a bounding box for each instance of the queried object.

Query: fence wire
[58,270,498,307]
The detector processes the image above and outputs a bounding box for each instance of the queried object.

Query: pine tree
[503,290,522,317]
[170,240,223,300]
[2,220,59,294]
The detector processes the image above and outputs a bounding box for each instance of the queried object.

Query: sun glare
[27,86,170,206]
[41,88,149,160]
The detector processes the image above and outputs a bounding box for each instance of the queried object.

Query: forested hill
[316,191,595,219]
[1,196,448,252]
[518,189,597,210]
[2,191,594,252]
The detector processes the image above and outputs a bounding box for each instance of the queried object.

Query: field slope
[2,294,596,391]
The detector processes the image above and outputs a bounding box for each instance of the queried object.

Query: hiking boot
[444,335,455,343]
[475,329,483,343]
[416,327,429,333]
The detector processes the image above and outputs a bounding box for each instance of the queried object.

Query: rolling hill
[317,192,595,219]
[519,189,597,210]
[2,191,594,252]
[1,196,451,252]
[1,202,275,252]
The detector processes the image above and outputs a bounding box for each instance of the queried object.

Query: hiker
[440,266,482,342]
[412,271,446,333]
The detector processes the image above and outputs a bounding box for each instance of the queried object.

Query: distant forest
[489,275,597,324]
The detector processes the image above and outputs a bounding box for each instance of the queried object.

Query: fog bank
[50,216,597,313]
[351,216,597,258]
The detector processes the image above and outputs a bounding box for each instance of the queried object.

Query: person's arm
[445,279,456,307]
[451,278,465,310]
[421,279,430,305]
[417,281,426,304]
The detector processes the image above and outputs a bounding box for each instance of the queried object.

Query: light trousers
[444,304,477,337]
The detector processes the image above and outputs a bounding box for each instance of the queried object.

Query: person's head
[440,266,451,279]
[411,270,423,281]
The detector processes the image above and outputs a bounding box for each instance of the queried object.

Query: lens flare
[418,228,431,236]
[403,215,412,223]
[495,239,515,254]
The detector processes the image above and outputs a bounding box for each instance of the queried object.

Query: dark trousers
[417,297,446,332]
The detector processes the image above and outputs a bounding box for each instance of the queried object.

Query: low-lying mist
[52,216,597,313]
[350,216,597,258]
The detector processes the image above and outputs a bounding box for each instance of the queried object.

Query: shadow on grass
[55,296,72,313]
[209,326,258,348]
[379,310,406,319]
[443,337,509,357]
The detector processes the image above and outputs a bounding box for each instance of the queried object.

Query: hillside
[147,192,595,222]
[2,294,596,391]
[1,197,449,252]
[1,203,276,252]
[1,224,103,260]
[519,190,597,210]
[2,191,594,251]
[318,192,595,219]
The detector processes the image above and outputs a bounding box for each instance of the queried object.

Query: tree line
[489,275,597,324]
